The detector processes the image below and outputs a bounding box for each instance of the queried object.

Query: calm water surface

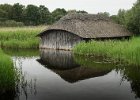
[2,49,140,100]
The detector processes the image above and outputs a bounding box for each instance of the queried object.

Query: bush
[0,20,24,27]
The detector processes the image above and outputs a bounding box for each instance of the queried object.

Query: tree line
[0,3,88,26]
[0,0,140,35]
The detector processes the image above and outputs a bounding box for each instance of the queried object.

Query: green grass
[0,26,46,49]
[0,48,16,92]
[73,37,140,66]
[0,48,30,96]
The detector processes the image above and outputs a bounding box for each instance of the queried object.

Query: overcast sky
[0,0,137,15]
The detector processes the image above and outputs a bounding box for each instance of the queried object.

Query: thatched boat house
[38,13,132,50]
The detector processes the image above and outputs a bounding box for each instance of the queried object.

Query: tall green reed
[0,49,16,92]
[0,26,46,49]
[73,37,140,66]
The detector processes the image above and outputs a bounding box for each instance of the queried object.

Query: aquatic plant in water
[0,49,17,98]
[0,49,37,99]
[73,37,140,66]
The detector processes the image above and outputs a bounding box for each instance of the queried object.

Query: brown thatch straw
[38,13,133,38]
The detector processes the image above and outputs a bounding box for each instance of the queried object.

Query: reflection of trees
[38,49,114,83]
[119,66,140,99]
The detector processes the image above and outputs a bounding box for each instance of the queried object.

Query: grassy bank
[73,37,140,66]
[0,49,16,93]
[0,26,46,49]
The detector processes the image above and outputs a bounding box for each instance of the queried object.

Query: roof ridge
[59,13,110,21]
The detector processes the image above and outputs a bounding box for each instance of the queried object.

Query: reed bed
[0,49,16,92]
[0,26,46,49]
[0,48,32,97]
[73,37,140,66]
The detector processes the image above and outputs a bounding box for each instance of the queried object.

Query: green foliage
[0,3,68,26]
[0,20,24,27]
[110,15,119,23]
[110,0,140,35]
[0,3,112,27]
[110,9,127,26]
[0,49,16,91]
[25,5,40,25]
[126,1,140,34]
[117,9,126,25]
[0,3,94,26]
[12,3,24,22]
[98,12,110,17]
[51,8,67,23]
[0,4,13,19]
[0,9,7,19]
[0,26,46,49]
[38,5,51,24]
[73,37,140,66]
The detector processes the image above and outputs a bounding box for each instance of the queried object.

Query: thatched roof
[49,67,111,83]
[38,13,133,38]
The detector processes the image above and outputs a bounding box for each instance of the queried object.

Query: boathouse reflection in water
[37,49,113,83]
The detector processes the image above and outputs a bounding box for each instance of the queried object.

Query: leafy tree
[110,15,119,23]
[52,8,67,22]
[0,4,13,19]
[98,12,110,17]
[0,9,7,21]
[25,5,40,25]
[127,0,140,34]
[12,3,24,22]
[111,0,140,35]
[38,5,51,24]
[117,9,126,25]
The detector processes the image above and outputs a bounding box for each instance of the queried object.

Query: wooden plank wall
[39,30,82,50]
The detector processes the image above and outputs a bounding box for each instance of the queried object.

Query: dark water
[2,49,140,100]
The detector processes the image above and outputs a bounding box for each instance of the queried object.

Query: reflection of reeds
[118,65,140,99]
[0,26,46,49]
[14,57,37,100]
[0,49,37,99]
[74,55,115,71]
[3,49,39,57]
[74,37,140,66]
